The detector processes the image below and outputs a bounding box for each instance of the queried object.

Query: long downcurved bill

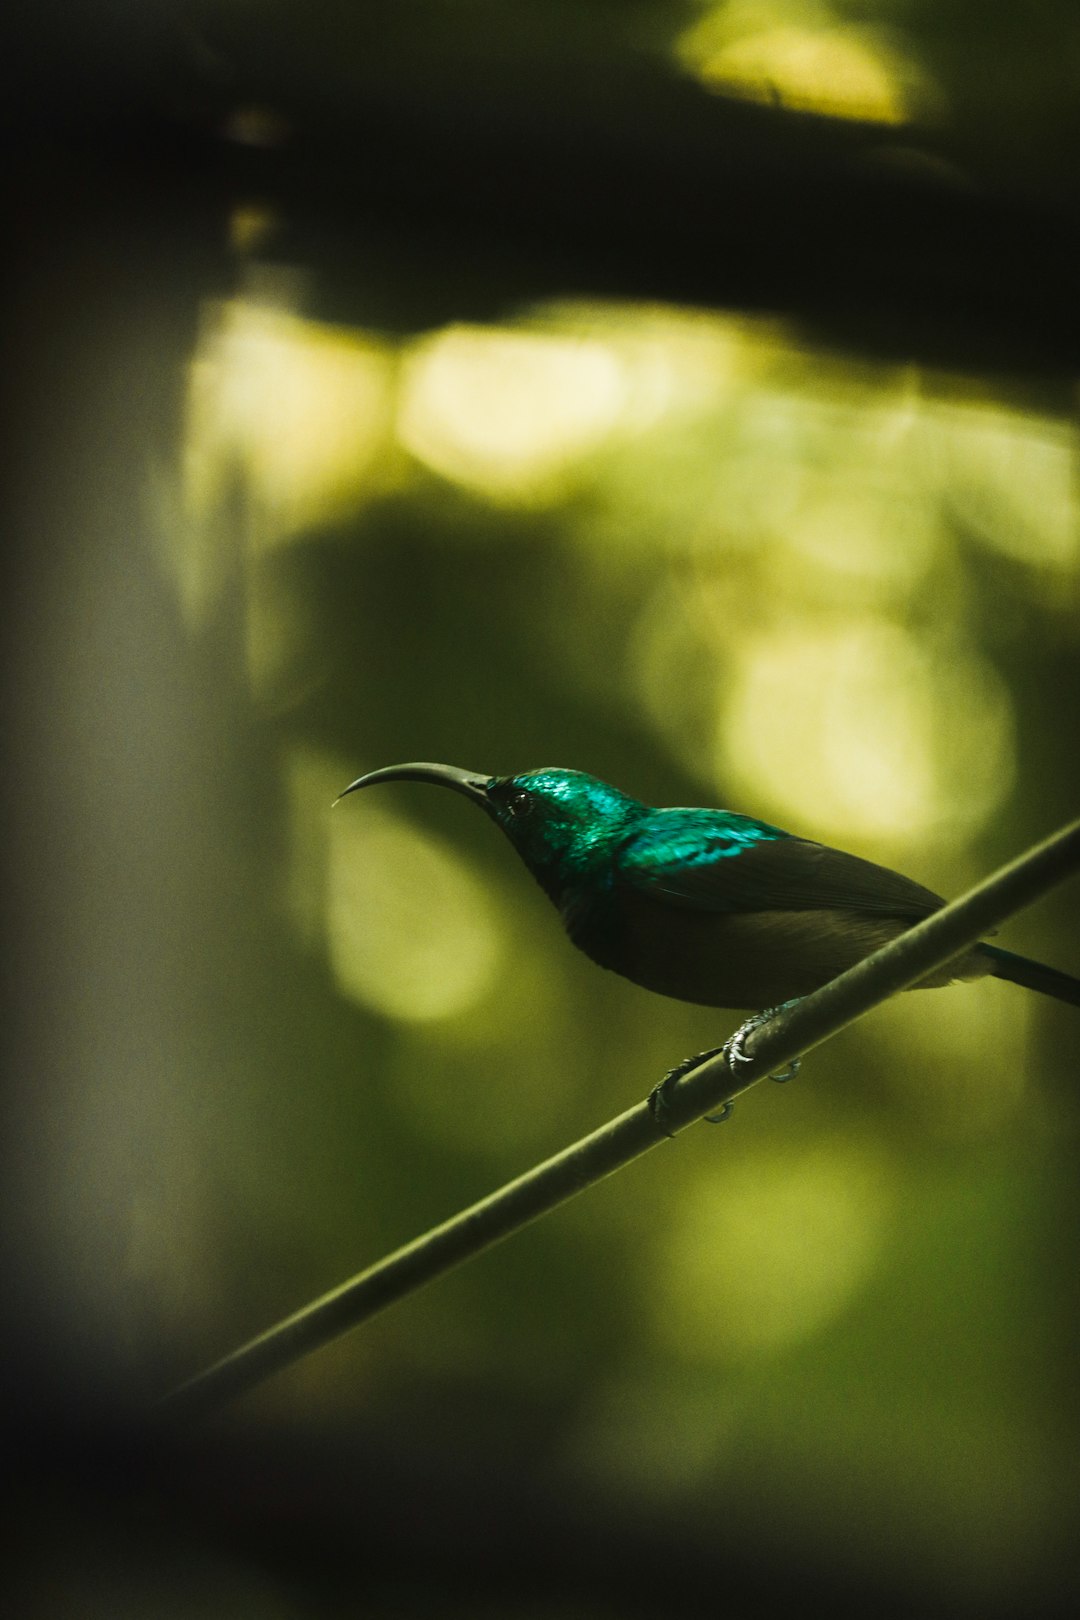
[335,762,493,808]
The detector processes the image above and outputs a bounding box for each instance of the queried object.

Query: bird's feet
[722,1000,803,1084]
[648,1047,728,1136]
[648,1002,804,1135]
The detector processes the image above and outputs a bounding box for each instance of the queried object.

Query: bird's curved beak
[336,762,493,810]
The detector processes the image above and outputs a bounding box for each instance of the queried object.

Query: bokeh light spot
[650,1137,893,1360]
[786,487,940,598]
[718,619,1014,848]
[398,324,628,504]
[677,3,931,125]
[327,799,504,1023]
[283,748,505,1024]
[939,404,1080,569]
[180,295,395,608]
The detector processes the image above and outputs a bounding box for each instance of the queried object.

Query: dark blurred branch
[157,815,1080,1425]
[273,85,1080,382]
[7,10,1080,380]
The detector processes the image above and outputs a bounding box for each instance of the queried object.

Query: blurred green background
[5,2,1080,1616]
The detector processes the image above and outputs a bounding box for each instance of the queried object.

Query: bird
[338,764,1080,1109]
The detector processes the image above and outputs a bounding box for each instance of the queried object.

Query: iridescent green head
[484,768,644,890]
[337,762,647,901]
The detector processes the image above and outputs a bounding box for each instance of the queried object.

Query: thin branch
[157,816,1080,1426]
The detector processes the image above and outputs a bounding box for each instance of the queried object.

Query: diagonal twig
[156,816,1080,1425]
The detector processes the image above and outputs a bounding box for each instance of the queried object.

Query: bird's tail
[977,944,1080,1008]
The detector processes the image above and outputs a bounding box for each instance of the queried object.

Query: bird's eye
[506,788,534,819]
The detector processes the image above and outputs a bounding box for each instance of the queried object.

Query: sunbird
[339,764,1080,1037]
